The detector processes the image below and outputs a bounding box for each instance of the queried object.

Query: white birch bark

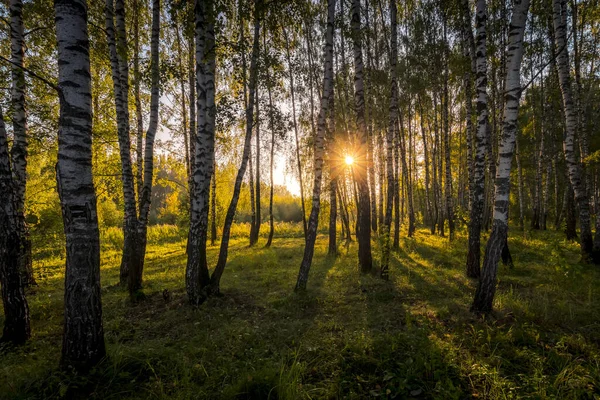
[466,0,488,279]
[55,0,105,369]
[351,0,372,272]
[0,105,30,344]
[186,0,215,305]
[472,0,530,313]
[295,0,336,290]
[552,0,594,262]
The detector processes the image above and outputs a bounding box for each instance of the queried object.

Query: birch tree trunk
[209,0,261,295]
[188,3,196,192]
[295,0,336,290]
[466,0,488,279]
[0,105,30,344]
[443,17,455,241]
[351,0,372,273]
[186,0,215,305]
[105,0,139,287]
[55,0,105,369]
[133,0,144,201]
[472,0,530,313]
[265,30,275,249]
[211,158,217,246]
[133,0,161,293]
[283,27,308,239]
[9,0,34,287]
[381,0,398,280]
[552,0,595,263]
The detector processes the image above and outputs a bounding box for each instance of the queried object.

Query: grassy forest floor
[1,226,600,399]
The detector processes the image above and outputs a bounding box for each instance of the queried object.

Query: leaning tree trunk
[186,0,215,305]
[351,0,372,273]
[466,0,488,279]
[209,1,261,295]
[9,0,34,287]
[472,0,530,314]
[132,0,160,294]
[295,0,336,290]
[0,105,30,345]
[381,0,398,280]
[55,0,106,370]
[552,0,594,263]
[105,0,139,287]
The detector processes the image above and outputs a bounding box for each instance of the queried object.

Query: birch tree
[351,0,372,273]
[186,0,215,305]
[552,0,595,263]
[295,0,336,291]
[466,0,489,279]
[381,0,398,280]
[105,0,138,286]
[0,105,30,345]
[205,0,262,297]
[9,0,35,287]
[55,0,105,369]
[472,0,530,313]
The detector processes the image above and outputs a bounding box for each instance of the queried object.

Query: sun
[345,155,354,166]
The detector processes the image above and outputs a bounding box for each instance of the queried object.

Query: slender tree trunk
[351,0,372,273]
[133,0,144,201]
[131,0,160,294]
[466,0,488,278]
[516,139,525,230]
[250,85,261,246]
[381,0,398,280]
[188,3,196,194]
[0,105,30,344]
[55,0,105,369]
[105,0,138,286]
[472,0,530,313]
[211,157,217,246]
[9,0,34,287]
[295,0,336,290]
[419,100,432,228]
[554,157,562,229]
[209,1,261,294]
[327,73,337,256]
[393,115,401,248]
[552,0,594,262]
[283,27,308,239]
[265,31,276,248]
[443,17,455,241]
[399,114,414,237]
[174,11,190,180]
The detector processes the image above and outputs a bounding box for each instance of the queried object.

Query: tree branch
[0,55,60,93]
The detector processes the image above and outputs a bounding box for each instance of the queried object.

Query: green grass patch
[1,226,599,399]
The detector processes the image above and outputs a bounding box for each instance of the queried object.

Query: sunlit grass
[0,224,599,399]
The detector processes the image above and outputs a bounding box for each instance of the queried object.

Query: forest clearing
[1,0,600,398]
[1,227,599,399]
